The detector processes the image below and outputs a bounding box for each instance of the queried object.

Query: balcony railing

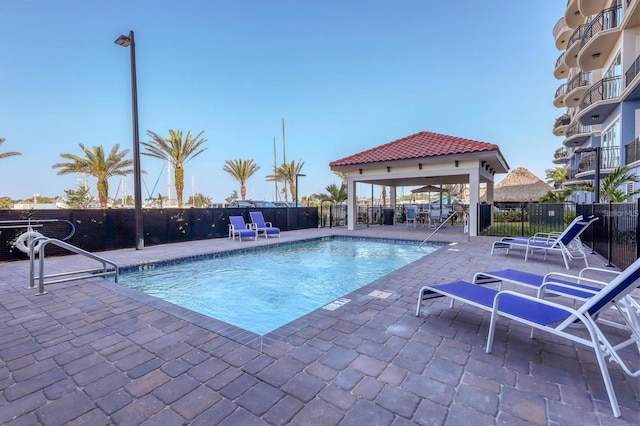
[567,24,585,51]
[555,51,566,69]
[555,83,567,99]
[554,148,568,160]
[553,18,567,39]
[579,76,622,109]
[566,71,591,92]
[625,53,640,87]
[566,166,579,181]
[581,4,623,48]
[625,137,640,165]
[566,122,591,138]
[554,113,571,128]
[578,146,621,173]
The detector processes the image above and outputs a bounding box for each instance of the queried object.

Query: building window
[602,120,621,169]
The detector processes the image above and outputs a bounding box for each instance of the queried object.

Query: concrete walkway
[0,224,638,425]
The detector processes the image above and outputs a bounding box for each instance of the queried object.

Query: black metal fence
[479,201,639,269]
[0,207,319,262]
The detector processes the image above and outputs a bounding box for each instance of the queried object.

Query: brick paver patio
[1,225,638,425]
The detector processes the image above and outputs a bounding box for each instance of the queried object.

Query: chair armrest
[578,267,622,279]
[538,280,600,298]
[544,272,610,287]
[265,221,273,227]
[492,290,583,320]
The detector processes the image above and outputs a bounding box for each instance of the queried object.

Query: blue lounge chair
[416,257,640,418]
[228,216,257,241]
[406,208,417,228]
[249,211,280,238]
[473,267,621,301]
[490,215,598,269]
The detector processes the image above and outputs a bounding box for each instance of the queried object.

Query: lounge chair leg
[486,309,498,353]
[594,343,622,417]
[415,289,424,316]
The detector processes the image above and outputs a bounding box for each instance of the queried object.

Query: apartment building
[552,0,639,202]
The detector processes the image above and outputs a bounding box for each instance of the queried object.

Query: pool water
[118,238,438,335]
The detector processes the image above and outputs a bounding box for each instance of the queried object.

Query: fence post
[590,203,595,254]
[520,202,524,237]
[637,199,640,260]
[606,201,613,267]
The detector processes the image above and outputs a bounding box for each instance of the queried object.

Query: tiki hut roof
[481,167,552,202]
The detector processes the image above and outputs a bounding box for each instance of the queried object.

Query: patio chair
[490,215,598,269]
[415,257,640,418]
[249,211,280,238]
[472,267,640,338]
[473,267,621,301]
[228,216,258,241]
[406,208,417,228]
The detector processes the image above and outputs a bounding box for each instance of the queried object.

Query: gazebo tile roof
[330,131,500,167]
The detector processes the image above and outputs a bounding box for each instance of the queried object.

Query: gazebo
[481,167,552,206]
[329,131,509,236]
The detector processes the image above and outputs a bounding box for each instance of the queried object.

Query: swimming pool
[118,237,439,335]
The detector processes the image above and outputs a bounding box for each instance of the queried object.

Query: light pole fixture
[575,146,601,203]
[115,30,144,249]
[295,173,306,206]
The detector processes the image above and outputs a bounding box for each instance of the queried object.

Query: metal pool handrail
[419,211,467,248]
[29,237,119,295]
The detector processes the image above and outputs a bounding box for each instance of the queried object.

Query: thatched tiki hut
[481,167,552,208]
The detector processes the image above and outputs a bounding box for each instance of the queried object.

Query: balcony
[553,17,572,50]
[578,76,622,125]
[564,71,591,107]
[565,0,585,29]
[626,54,640,88]
[563,122,592,147]
[625,137,640,165]
[554,51,569,79]
[579,0,608,17]
[553,147,570,164]
[553,113,571,136]
[554,83,567,108]
[578,4,623,71]
[576,146,620,178]
[565,24,586,68]
[563,166,583,185]
[622,0,639,30]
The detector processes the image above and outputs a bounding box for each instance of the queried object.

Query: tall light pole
[295,173,306,206]
[115,31,144,249]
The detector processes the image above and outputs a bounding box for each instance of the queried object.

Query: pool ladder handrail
[29,237,119,295]
[418,211,468,248]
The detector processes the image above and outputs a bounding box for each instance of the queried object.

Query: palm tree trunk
[175,166,184,207]
[97,178,109,208]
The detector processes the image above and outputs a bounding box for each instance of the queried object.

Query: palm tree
[223,159,260,200]
[0,137,21,160]
[545,166,567,189]
[52,144,133,208]
[313,183,347,204]
[539,189,573,203]
[142,129,207,207]
[600,166,640,202]
[267,160,305,202]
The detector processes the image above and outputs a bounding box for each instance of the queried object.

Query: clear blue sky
[0,0,565,203]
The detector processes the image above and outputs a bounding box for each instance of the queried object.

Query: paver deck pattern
[1,224,638,425]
